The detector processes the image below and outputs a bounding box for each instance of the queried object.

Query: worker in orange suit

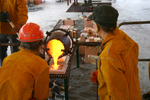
[88,5,141,100]
[0,23,50,100]
[0,0,28,66]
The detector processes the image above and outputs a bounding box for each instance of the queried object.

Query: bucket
[46,31,72,57]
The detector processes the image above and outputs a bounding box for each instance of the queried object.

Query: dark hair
[97,24,117,33]
[19,40,43,52]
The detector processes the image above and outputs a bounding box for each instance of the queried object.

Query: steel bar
[118,21,150,28]
[118,21,150,62]
[138,59,150,61]
[0,43,20,46]
[74,42,102,46]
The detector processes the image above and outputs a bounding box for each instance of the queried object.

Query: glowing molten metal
[47,39,65,70]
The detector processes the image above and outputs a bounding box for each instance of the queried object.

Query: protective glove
[0,12,7,22]
[89,70,98,84]
[11,22,24,33]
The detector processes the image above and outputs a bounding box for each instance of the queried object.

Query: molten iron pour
[44,28,74,74]
[47,39,65,70]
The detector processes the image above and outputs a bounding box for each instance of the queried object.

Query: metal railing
[118,21,150,61]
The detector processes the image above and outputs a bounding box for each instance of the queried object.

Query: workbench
[49,46,76,100]
[50,19,102,100]
[49,19,84,100]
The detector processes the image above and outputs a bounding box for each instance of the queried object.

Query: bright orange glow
[47,39,65,70]
[50,64,60,70]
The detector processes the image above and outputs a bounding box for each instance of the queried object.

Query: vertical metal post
[64,79,69,100]
[96,58,98,100]
[76,46,79,68]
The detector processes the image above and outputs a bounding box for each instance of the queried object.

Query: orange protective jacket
[98,28,141,100]
[0,0,28,34]
[0,49,50,100]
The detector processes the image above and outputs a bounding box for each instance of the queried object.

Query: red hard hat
[18,22,44,42]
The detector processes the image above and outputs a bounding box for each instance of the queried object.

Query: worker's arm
[17,0,28,24]
[33,67,50,100]
[100,58,129,100]
[12,0,28,33]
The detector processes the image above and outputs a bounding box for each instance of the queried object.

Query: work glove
[0,12,7,22]
[89,70,98,84]
[11,22,24,33]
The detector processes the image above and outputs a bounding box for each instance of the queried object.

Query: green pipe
[64,79,69,100]
[76,46,79,68]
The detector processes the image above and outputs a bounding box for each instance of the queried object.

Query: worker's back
[98,28,141,100]
[0,49,50,100]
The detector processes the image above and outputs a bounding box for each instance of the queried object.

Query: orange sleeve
[100,58,129,100]
[17,0,28,24]
[33,67,50,99]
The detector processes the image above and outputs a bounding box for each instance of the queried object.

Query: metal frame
[118,21,150,61]
[118,21,150,28]
[49,46,76,100]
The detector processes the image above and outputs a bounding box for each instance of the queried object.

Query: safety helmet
[18,22,44,42]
